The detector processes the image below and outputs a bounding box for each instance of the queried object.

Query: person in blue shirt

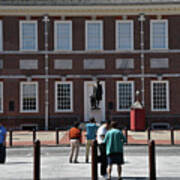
[104,121,126,180]
[85,117,98,163]
[0,122,6,163]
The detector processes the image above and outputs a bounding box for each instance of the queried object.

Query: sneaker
[74,160,79,163]
[85,159,89,163]
[69,159,72,163]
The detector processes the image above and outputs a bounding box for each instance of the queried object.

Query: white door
[84,81,105,123]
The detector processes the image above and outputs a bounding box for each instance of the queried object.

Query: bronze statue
[90,81,103,110]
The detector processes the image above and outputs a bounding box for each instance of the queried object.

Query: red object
[130,109,145,131]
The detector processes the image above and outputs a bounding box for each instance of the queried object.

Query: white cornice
[0,4,180,16]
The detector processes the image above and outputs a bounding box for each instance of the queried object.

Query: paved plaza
[0,145,180,180]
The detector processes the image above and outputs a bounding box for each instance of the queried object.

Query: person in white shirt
[97,120,111,177]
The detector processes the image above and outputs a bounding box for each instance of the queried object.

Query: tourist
[104,121,126,180]
[97,120,111,177]
[85,117,98,163]
[69,122,81,163]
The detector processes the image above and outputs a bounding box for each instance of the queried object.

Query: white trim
[85,20,103,51]
[20,20,38,51]
[54,21,72,51]
[151,80,170,112]
[0,82,3,113]
[150,19,168,50]
[20,81,39,113]
[116,20,134,51]
[55,81,73,112]
[116,81,134,112]
[0,5,180,16]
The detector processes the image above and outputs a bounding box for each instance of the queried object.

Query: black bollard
[171,128,174,145]
[149,140,156,180]
[100,143,107,176]
[92,140,98,180]
[9,130,13,147]
[148,128,151,142]
[125,128,128,144]
[34,140,41,180]
[56,129,59,145]
[33,129,36,142]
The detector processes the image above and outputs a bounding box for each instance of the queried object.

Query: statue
[90,81,103,110]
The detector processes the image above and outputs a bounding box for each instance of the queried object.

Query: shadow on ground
[4,162,32,165]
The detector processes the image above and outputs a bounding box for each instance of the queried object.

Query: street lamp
[43,14,49,130]
[138,13,145,106]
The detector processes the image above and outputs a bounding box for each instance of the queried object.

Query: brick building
[1,0,180,129]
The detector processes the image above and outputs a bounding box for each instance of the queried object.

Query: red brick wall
[1,15,180,129]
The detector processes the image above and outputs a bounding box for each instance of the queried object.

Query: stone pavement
[5,130,180,147]
[0,146,180,180]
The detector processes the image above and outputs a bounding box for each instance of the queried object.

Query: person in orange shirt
[69,122,81,163]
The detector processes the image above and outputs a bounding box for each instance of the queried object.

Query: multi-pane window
[55,21,72,51]
[86,21,103,50]
[151,81,169,111]
[0,82,3,113]
[0,21,2,51]
[20,82,38,112]
[55,82,73,112]
[117,81,134,111]
[20,21,38,51]
[116,21,134,50]
[151,20,168,49]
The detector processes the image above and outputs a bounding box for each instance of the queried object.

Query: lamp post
[138,13,145,106]
[43,15,49,130]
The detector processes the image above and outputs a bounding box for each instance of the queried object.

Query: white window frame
[54,21,72,51]
[85,20,103,51]
[116,81,134,111]
[55,81,73,112]
[20,21,38,51]
[151,80,169,112]
[150,20,168,50]
[0,21,3,51]
[116,20,134,51]
[20,81,39,113]
[0,82,3,113]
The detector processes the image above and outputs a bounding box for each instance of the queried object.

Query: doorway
[84,81,105,123]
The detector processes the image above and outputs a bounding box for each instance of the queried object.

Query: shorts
[107,153,124,165]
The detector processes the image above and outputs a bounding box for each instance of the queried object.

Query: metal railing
[6,128,180,147]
